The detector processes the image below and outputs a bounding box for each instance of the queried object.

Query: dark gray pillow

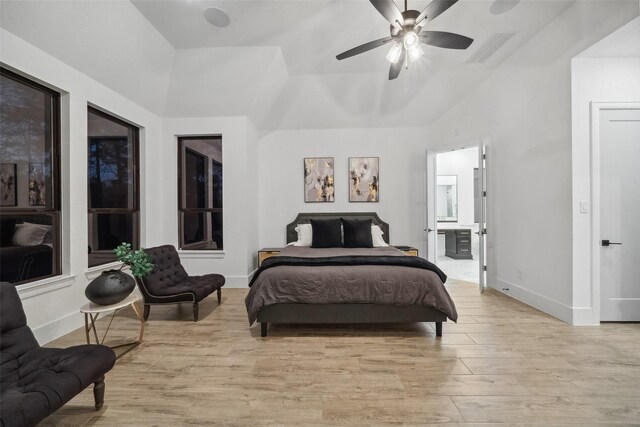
[342,218,373,248]
[310,219,343,248]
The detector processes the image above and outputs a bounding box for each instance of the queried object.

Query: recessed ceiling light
[204,7,230,28]
[489,0,520,15]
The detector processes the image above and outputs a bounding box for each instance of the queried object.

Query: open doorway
[435,147,480,284]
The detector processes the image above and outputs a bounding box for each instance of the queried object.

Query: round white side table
[80,294,145,359]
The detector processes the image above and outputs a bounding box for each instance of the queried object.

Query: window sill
[17,275,76,300]
[84,262,127,280]
[179,250,226,260]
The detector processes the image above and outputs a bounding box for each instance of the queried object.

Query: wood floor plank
[42,282,640,425]
[451,395,640,423]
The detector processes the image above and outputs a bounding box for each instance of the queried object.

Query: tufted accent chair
[135,245,225,321]
[0,282,116,427]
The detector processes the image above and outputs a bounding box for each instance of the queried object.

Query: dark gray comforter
[245,246,458,324]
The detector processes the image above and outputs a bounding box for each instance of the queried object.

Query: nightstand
[258,248,282,266]
[393,246,419,256]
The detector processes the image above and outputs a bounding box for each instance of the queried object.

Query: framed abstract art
[0,163,17,206]
[349,157,379,202]
[304,157,334,202]
[29,162,46,206]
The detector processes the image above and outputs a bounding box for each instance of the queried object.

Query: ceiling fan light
[386,43,403,64]
[403,31,419,49]
[408,44,424,63]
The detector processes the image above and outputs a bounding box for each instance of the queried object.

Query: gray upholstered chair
[0,282,116,427]
[134,245,225,321]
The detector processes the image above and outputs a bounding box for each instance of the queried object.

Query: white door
[425,150,437,263]
[600,108,640,321]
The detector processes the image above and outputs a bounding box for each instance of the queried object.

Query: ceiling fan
[336,0,473,80]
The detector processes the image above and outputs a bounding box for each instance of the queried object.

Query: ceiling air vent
[467,33,514,63]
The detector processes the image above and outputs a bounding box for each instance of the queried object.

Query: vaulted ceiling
[0,0,593,132]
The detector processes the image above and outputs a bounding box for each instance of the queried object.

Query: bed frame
[256,212,447,338]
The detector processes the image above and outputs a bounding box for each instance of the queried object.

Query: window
[178,136,222,250]
[87,107,139,266]
[0,68,61,284]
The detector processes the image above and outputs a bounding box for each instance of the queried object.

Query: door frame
[590,102,640,323]
[425,150,437,263]
[425,139,490,291]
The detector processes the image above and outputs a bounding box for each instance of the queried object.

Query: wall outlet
[516,269,523,280]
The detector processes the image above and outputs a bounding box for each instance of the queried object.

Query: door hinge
[483,191,487,197]
[483,153,486,160]
[483,265,487,271]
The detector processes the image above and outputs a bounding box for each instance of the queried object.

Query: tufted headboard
[285,212,390,244]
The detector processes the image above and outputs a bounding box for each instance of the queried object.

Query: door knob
[602,240,622,247]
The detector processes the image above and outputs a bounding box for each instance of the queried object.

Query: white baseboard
[224,275,250,288]
[32,311,85,345]
[572,306,598,325]
[493,278,573,324]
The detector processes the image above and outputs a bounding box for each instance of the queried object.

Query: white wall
[258,127,432,253]
[571,17,640,324]
[436,147,479,226]
[162,116,259,287]
[428,1,639,323]
[1,28,165,343]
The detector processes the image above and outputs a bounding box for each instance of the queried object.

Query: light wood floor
[44,281,640,426]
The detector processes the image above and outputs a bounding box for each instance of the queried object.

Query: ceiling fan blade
[336,37,394,60]
[415,0,459,25]
[419,31,473,49]
[389,48,406,80]
[370,0,404,28]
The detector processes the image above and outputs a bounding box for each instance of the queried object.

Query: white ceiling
[1,0,595,132]
[578,15,640,58]
[132,0,573,75]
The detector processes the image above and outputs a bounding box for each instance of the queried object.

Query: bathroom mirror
[437,175,458,222]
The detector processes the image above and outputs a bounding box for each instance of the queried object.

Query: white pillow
[293,223,312,246]
[12,222,51,246]
[372,225,389,247]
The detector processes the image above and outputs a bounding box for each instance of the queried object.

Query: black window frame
[178,135,223,250]
[0,67,62,284]
[87,106,140,267]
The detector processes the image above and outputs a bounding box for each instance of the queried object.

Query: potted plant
[85,243,154,305]
[114,243,154,277]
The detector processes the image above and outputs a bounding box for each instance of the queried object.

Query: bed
[245,212,457,338]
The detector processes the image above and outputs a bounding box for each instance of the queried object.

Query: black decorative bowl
[85,270,135,305]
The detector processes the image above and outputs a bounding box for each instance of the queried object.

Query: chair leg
[143,304,150,321]
[261,322,267,337]
[93,375,105,410]
[193,302,199,322]
[217,288,222,304]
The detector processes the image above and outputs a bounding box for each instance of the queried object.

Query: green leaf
[113,243,154,277]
